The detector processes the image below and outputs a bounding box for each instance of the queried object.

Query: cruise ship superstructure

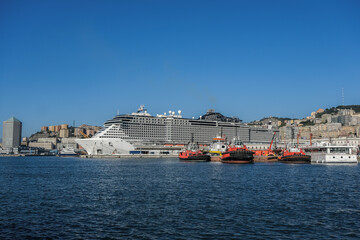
[77,105,278,155]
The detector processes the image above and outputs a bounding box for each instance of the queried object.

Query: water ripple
[0,157,360,239]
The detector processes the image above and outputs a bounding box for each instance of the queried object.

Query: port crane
[79,130,89,138]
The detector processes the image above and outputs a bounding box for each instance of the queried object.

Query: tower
[2,117,22,148]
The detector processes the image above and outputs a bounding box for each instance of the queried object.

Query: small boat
[221,138,254,164]
[179,142,210,162]
[278,147,310,164]
[58,147,78,157]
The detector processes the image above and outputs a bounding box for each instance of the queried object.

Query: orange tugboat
[221,138,254,164]
[179,137,210,162]
[179,149,210,161]
[278,131,311,164]
[278,148,311,164]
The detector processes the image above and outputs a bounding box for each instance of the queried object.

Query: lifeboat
[278,148,311,164]
[221,138,254,164]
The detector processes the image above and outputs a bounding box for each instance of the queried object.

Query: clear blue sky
[1,0,359,137]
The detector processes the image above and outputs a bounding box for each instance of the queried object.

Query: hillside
[317,105,360,118]
[336,105,360,113]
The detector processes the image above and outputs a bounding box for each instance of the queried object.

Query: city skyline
[1,0,359,137]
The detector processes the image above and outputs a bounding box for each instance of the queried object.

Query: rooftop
[4,117,21,123]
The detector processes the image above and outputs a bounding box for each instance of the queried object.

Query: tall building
[2,117,22,148]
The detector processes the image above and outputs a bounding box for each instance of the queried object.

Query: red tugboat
[221,138,254,164]
[279,132,311,164]
[278,147,311,164]
[179,142,210,162]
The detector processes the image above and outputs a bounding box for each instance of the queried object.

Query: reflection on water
[0,157,359,239]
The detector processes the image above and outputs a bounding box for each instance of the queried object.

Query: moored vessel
[278,147,311,164]
[253,132,278,162]
[76,105,277,156]
[303,142,358,164]
[58,147,78,157]
[221,138,254,164]
[179,142,210,162]
[179,150,210,161]
[208,135,228,161]
[253,155,278,162]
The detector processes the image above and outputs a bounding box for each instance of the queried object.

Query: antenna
[342,87,344,106]
[117,109,119,115]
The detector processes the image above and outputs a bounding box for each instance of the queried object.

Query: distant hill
[248,105,360,125]
[317,105,360,118]
[259,117,294,122]
[336,105,360,112]
[248,116,294,126]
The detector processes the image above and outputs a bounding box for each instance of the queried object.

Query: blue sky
[1,0,359,137]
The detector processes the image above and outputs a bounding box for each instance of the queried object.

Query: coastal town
[1,1,359,238]
[1,105,359,161]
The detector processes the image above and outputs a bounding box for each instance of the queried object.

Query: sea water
[0,157,359,239]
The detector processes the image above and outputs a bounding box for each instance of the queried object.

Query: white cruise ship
[77,105,278,155]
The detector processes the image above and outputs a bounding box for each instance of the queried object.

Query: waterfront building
[2,117,22,149]
[59,129,69,138]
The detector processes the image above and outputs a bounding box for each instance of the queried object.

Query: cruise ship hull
[76,138,135,155]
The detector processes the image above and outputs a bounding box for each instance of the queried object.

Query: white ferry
[304,142,358,164]
[76,105,278,156]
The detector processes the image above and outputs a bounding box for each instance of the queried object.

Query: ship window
[330,148,347,153]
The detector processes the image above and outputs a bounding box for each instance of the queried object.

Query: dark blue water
[0,157,360,239]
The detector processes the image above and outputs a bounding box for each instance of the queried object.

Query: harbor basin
[0,157,360,239]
